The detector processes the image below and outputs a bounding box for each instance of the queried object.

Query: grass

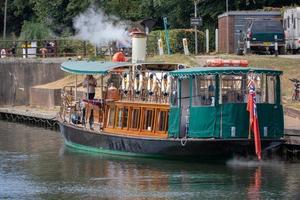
[147,54,300,109]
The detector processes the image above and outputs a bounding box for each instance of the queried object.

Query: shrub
[148,29,205,54]
[19,21,53,40]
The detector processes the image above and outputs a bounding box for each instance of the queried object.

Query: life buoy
[206,59,248,67]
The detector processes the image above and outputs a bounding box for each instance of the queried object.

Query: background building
[218,11,281,53]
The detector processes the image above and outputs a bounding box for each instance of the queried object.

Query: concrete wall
[0,59,66,106]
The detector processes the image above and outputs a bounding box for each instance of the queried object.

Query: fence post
[274,35,278,57]
[158,39,164,55]
[215,29,219,53]
[83,41,87,57]
[25,41,28,58]
[206,29,209,54]
[183,38,189,55]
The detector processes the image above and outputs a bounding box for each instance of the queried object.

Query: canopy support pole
[100,75,104,99]
[75,75,77,101]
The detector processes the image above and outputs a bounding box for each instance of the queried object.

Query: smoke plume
[73,6,131,46]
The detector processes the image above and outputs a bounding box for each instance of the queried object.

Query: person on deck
[83,75,97,100]
[82,75,97,129]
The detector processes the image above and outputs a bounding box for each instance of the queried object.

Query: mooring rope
[180,137,188,146]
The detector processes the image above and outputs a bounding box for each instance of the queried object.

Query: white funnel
[131,31,147,63]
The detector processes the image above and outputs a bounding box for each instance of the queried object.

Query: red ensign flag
[247,79,262,160]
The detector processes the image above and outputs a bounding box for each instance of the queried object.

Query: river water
[0,120,300,200]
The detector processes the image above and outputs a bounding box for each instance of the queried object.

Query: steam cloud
[73,6,131,47]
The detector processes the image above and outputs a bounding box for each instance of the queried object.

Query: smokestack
[131,31,147,63]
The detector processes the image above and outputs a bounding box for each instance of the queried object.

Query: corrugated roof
[218,10,281,18]
[60,61,182,74]
[170,67,282,78]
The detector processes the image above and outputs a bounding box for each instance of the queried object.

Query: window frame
[192,75,216,107]
[142,108,155,132]
[154,109,169,134]
[219,74,247,104]
[106,105,116,128]
[129,107,141,131]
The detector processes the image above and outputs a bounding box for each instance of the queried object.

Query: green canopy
[170,67,282,79]
[61,61,132,74]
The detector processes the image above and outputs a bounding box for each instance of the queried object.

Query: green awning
[61,61,132,74]
[170,67,282,79]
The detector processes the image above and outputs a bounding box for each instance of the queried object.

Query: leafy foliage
[19,21,53,40]
[1,0,299,38]
[148,29,205,54]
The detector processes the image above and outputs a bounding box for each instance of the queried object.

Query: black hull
[59,122,283,159]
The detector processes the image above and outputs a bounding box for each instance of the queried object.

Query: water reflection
[0,120,300,199]
[247,167,261,200]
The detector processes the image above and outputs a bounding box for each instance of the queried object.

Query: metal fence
[0,39,121,58]
[0,36,204,58]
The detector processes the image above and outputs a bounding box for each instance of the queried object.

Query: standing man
[82,75,97,129]
[83,75,97,99]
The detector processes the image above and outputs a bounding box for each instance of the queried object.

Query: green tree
[1,0,35,36]
[32,0,70,34]
[19,21,53,40]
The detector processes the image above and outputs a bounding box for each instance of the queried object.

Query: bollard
[182,38,189,55]
[274,35,278,57]
[246,40,250,54]
[215,29,219,53]
[206,29,209,53]
[158,39,164,55]
[25,41,28,58]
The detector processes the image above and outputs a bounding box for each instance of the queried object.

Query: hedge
[147,29,205,54]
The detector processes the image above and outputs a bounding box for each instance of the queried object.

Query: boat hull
[59,122,283,159]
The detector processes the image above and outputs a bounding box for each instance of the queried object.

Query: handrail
[0,39,121,58]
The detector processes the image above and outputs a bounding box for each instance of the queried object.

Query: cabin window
[265,75,276,104]
[192,75,215,106]
[155,110,168,132]
[245,74,276,104]
[116,107,128,128]
[170,79,179,107]
[222,74,277,104]
[143,109,154,131]
[122,107,129,128]
[130,108,141,129]
[220,75,246,104]
[107,106,116,127]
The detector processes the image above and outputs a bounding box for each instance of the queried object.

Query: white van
[283,7,300,53]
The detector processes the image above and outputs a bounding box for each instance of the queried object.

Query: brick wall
[218,16,235,53]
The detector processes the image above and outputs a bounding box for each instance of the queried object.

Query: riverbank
[0,106,58,129]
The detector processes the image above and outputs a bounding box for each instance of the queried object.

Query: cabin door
[180,79,190,137]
